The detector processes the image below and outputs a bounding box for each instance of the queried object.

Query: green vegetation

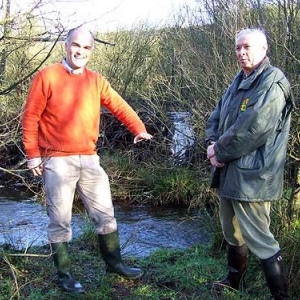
[1,151,299,299]
[100,150,210,207]
[1,0,300,299]
[0,231,290,300]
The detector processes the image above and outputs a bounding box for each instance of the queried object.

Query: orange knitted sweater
[22,63,147,159]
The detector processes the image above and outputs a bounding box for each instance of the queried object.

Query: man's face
[65,30,94,71]
[235,33,267,75]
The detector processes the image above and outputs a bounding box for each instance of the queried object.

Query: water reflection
[0,188,211,257]
[116,204,210,257]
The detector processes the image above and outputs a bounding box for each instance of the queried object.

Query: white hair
[236,28,268,50]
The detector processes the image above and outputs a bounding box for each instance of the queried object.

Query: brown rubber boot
[206,243,248,291]
[260,251,290,300]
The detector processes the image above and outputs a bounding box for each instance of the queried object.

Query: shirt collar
[61,59,83,75]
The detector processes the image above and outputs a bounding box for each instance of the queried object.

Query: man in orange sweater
[22,26,152,293]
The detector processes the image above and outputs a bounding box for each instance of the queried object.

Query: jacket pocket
[235,148,263,170]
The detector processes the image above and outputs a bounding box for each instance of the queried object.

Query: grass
[0,233,295,300]
[100,149,212,208]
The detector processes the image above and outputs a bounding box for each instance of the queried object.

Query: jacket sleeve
[99,77,147,135]
[205,98,222,147]
[214,81,287,163]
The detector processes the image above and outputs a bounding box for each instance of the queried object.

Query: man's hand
[209,156,225,168]
[133,132,153,144]
[207,143,216,159]
[207,143,225,168]
[27,157,43,176]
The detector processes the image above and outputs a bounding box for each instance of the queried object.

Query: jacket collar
[238,57,270,90]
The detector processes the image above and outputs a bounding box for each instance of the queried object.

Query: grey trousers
[219,197,280,259]
[43,155,117,243]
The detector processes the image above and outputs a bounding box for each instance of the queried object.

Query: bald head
[64,26,94,73]
[66,27,94,49]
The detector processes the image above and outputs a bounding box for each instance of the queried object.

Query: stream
[0,185,211,258]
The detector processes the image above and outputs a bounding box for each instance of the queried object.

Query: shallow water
[0,186,211,258]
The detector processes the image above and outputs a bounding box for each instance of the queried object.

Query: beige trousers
[43,155,117,243]
[219,197,280,259]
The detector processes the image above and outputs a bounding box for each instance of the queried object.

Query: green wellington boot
[98,231,143,279]
[51,242,84,293]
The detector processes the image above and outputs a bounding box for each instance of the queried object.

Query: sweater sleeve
[22,72,47,159]
[100,77,147,135]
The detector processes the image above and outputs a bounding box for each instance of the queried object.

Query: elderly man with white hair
[205,28,293,300]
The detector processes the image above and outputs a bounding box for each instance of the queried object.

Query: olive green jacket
[205,58,293,201]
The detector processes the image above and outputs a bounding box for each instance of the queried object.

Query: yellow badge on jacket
[240,98,249,111]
